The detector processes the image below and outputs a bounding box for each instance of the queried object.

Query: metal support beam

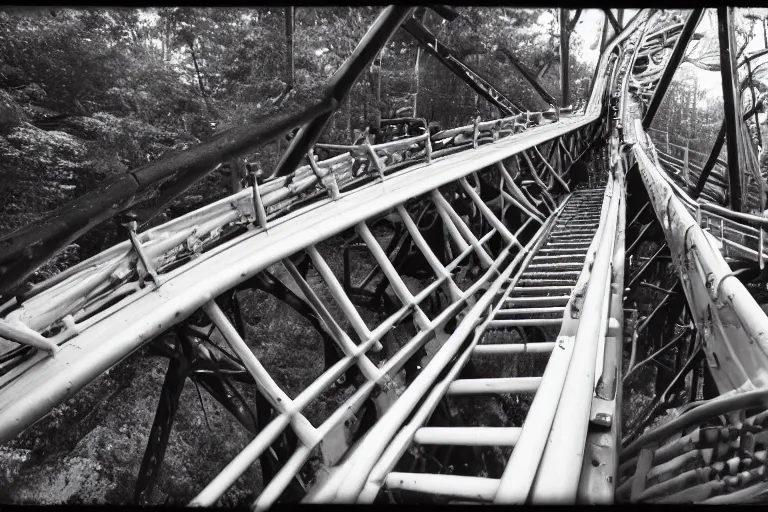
[272,6,414,178]
[427,5,459,21]
[599,13,610,53]
[498,47,557,108]
[626,243,668,292]
[718,7,744,212]
[401,18,523,115]
[642,9,704,130]
[604,9,620,34]
[690,108,756,199]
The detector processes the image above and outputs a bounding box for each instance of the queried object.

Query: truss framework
[2,6,768,507]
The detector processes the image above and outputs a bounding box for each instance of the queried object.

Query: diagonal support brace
[642,9,704,130]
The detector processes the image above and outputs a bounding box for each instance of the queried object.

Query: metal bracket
[571,287,586,319]
[247,171,269,230]
[363,143,387,183]
[308,149,341,200]
[122,213,161,289]
[590,396,614,427]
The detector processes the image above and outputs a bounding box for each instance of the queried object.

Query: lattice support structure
[6,7,768,508]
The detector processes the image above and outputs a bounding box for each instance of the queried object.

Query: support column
[718,7,744,212]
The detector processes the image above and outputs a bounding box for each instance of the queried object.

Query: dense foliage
[0,6,599,272]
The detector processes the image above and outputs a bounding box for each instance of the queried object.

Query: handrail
[0,99,335,298]
[698,202,768,228]
[634,120,768,396]
[0,110,605,443]
[0,6,662,507]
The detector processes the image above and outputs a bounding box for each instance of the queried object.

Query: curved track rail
[3,7,768,507]
[616,9,768,504]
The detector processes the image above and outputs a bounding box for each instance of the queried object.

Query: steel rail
[0,8,651,508]
[614,21,768,502]
[623,387,768,461]
[527,158,622,504]
[579,158,627,504]
[649,148,768,264]
[317,197,565,505]
[0,114,599,338]
[310,188,614,505]
[0,100,603,350]
[633,118,768,395]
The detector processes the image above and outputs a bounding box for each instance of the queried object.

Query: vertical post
[559,9,570,108]
[617,9,624,28]
[249,172,268,230]
[683,142,690,189]
[718,7,744,212]
[273,7,414,178]
[763,16,768,49]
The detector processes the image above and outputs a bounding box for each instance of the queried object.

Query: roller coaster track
[2,6,768,506]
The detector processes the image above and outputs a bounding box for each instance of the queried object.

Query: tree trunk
[559,9,570,107]
[188,42,211,113]
[412,8,427,116]
[413,44,422,116]
[473,55,479,115]
[763,17,767,49]
[285,7,295,90]
[372,54,382,130]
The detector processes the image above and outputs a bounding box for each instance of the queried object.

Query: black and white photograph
[1,6,768,506]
